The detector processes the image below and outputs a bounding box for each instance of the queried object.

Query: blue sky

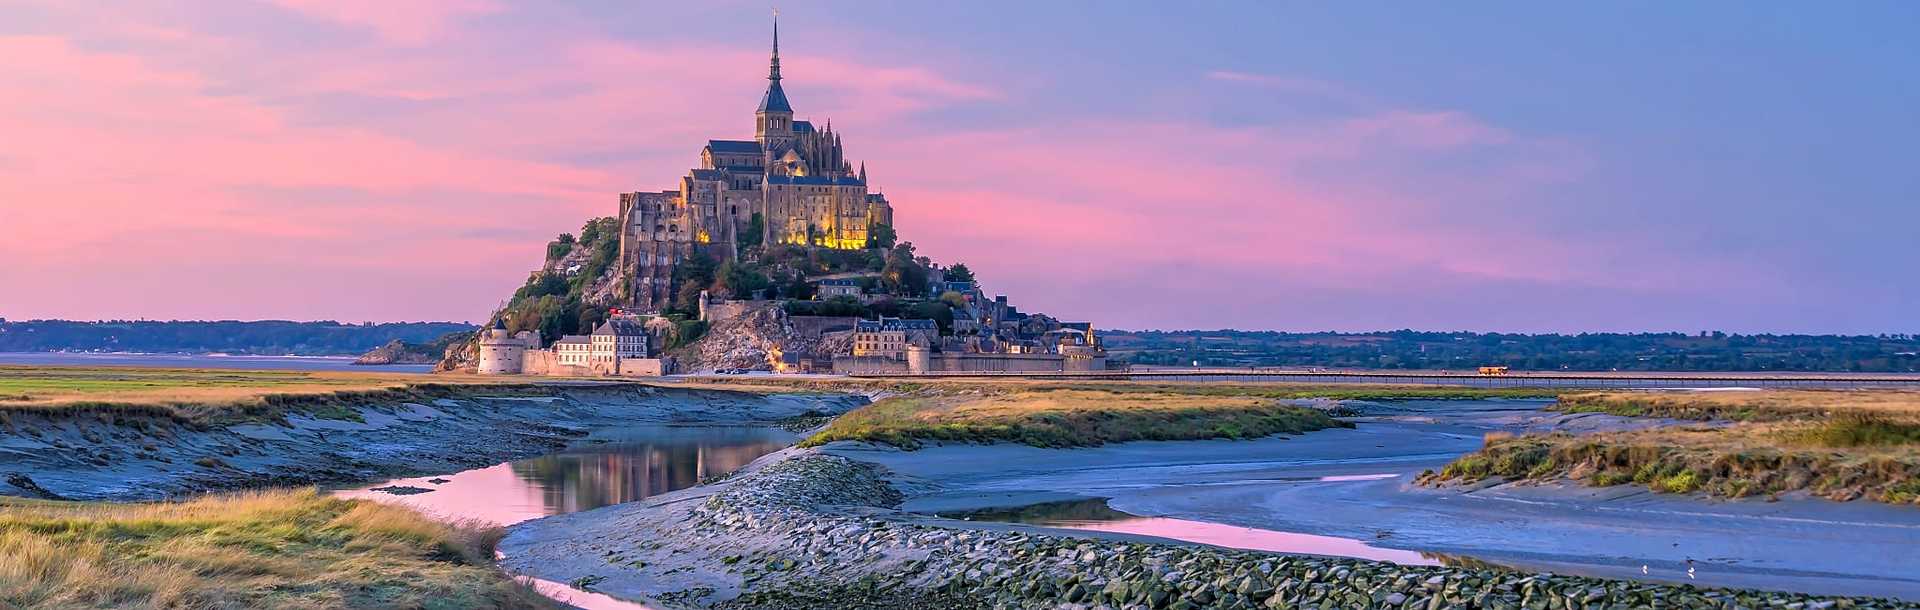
[0,1,1913,332]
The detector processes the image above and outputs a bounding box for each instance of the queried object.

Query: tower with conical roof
[754,14,795,149]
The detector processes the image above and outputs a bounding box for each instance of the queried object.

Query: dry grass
[1425,390,1920,504]
[0,488,555,609]
[1556,389,1920,422]
[799,388,1353,449]
[0,366,563,425]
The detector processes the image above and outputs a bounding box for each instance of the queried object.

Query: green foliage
[906,300,955,335]
[880,242,929,297]
[670,253,719,314]
[798,394,1352,450]
[545,233,575,262]
[513,274,569,302]
[495,220,622,343]
[740,213,764,251]
[782,273,815,301]
[944,262,974,283]
[714,260,772,299]
[866,222,897,249]
[939,290,969,309]
[1788,412,1920,447]
[662,318,708,350]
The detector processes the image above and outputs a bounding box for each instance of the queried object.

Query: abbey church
[618,19,895,312]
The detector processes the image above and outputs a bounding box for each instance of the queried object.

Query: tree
[671,253,718,314]
[782,272,814,300]
[866,222,897,249]
[880,242,928,297]
[714,260,771,299]
[546,233,575,261]
[945,263,975,283]
[940,290,969,309]
[740,213,764,252]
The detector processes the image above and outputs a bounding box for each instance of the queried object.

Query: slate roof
[766,174,864,186]
[593,318,647,337]
[793,120,814,133]
[759,81,793,113]
[707,140,762,155]
[855,317,938,332]
[689,169,725,181]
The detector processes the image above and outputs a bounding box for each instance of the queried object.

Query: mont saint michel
[1,4,1916,610]
[618,18,895,312]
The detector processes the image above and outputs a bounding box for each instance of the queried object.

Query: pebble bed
[677,453,1920,610]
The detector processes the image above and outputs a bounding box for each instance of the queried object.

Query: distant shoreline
[0,352,433,373]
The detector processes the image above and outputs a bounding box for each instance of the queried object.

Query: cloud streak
[0,2,1872,332]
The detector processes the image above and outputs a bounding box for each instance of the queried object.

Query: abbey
[618,19,895,312]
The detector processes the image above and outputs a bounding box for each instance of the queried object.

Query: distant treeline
[1105,330,1920,373]
[0,320,478,356]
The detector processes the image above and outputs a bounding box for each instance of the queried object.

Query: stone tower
[754,15,794,150]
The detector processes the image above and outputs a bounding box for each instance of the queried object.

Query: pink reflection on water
[1046,517,1438,566]
[336,463,551,525]
[518,576,659,610]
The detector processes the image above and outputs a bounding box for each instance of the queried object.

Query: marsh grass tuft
[799,389,1353,449]
[1423,390,1920,505]
[0,489,554,609]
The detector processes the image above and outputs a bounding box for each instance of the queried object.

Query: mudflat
[823,399,1920,600]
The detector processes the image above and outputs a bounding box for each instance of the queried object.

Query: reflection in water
[953,498,1440,566]
[337,425,794,526]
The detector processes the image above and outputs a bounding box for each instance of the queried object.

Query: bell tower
[754,13,795,149]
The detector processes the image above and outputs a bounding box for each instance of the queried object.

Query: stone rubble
[597,452,1920,610]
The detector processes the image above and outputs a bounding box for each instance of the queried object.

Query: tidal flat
[8,371,1920,608]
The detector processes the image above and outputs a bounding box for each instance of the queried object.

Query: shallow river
[337,424,796,526]
[338,401,1920,606]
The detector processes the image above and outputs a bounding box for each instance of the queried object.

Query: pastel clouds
[267,0,504,45]
[0,2,1848,331]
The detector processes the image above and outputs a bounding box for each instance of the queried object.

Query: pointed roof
[757,15,793,114]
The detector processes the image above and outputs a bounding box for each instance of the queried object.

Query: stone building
[477,316,668,377]
[851,317,939,360]
[816,278,864,299]
[477,323,541,375]
[619,18,896,312]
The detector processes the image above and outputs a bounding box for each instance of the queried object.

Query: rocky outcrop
[502,451,1920,610]
[352,339,439,365]
[674,303,843,373]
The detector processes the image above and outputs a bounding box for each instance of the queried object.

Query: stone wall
[616,357,671,377]
[789,315,859,337]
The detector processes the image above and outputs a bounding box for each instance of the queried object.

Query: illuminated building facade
[618,17,896,312]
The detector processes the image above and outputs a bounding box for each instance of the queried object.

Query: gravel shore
[501,448,1920,609]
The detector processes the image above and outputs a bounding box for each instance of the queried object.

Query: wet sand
[822,399,1920,600]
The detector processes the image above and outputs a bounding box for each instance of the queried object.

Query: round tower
[477,323,527,375]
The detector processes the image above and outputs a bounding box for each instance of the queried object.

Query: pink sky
[0,2,1905,333]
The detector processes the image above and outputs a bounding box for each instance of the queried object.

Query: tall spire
[769,9,781,82]
[757,10,793,113]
